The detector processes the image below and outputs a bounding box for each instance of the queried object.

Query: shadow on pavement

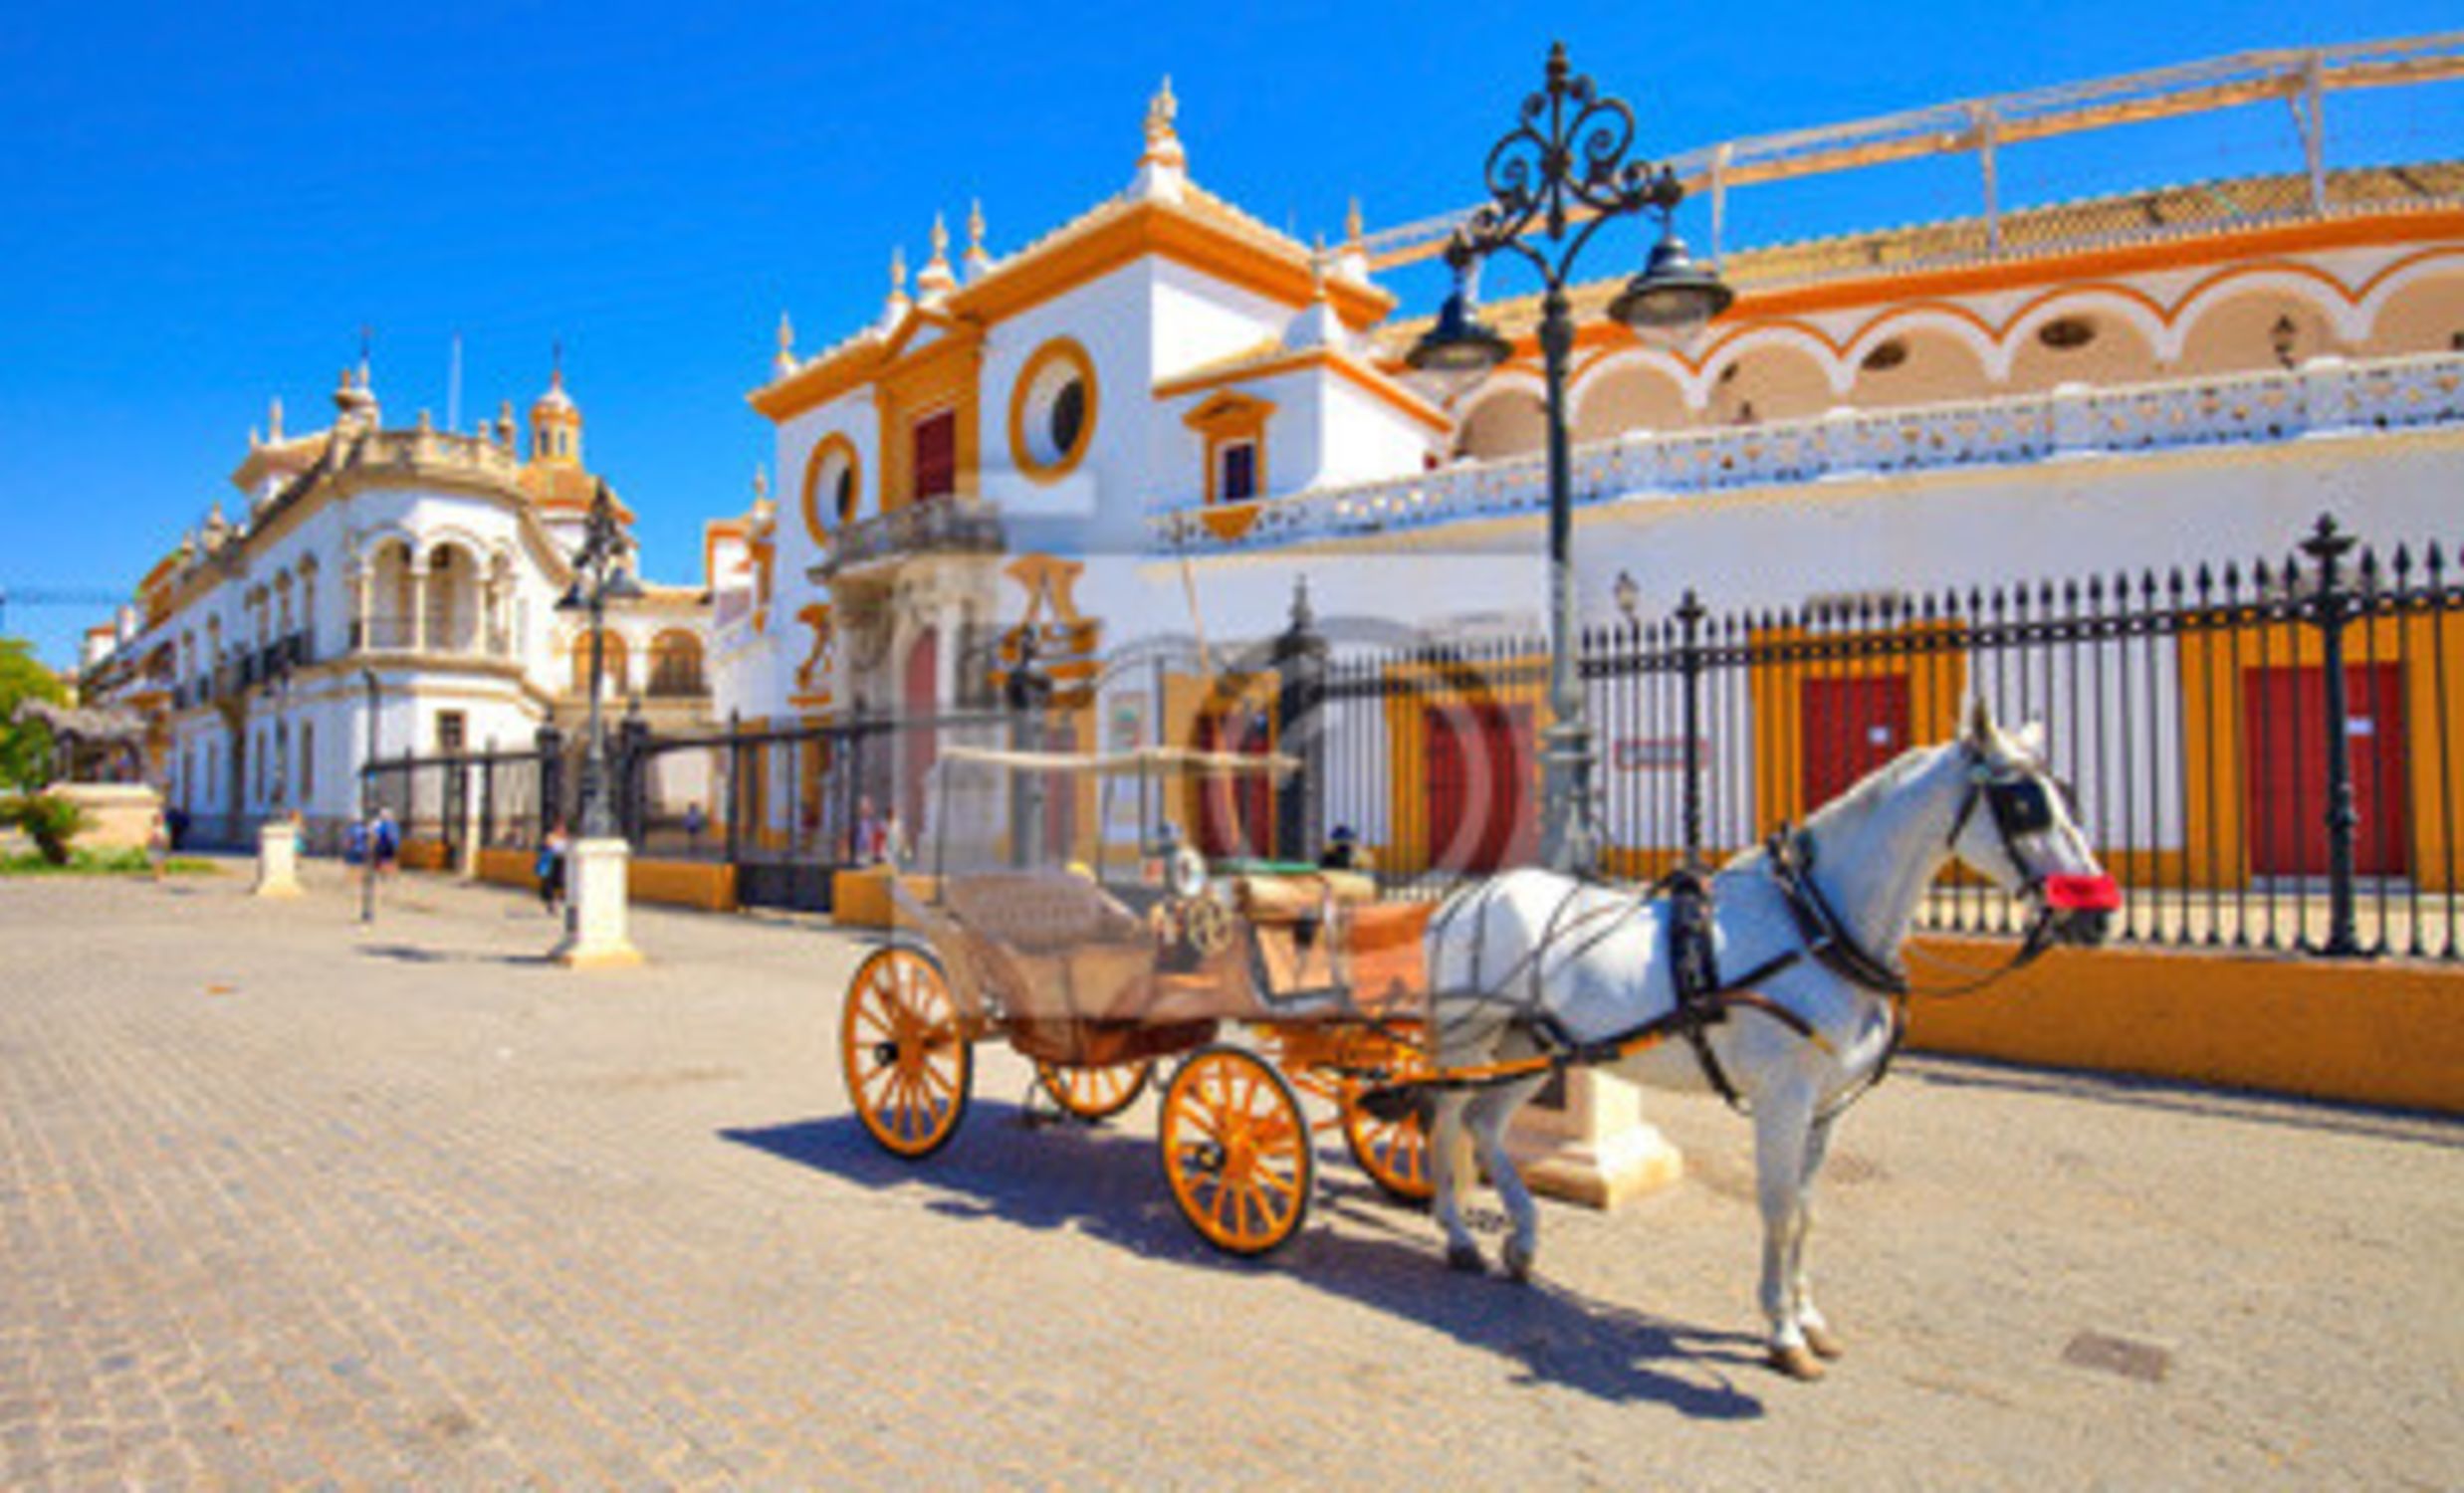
[1900,1053,2464,1150]
[723,1106,1767,1418]
[357,943,558,968]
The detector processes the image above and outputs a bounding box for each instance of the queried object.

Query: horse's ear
[2011,719,2047,760]
[1964,696,1995,748]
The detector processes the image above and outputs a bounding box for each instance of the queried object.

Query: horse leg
[1794,1115,1845,1361]
[1467,1074,1550,1283]
[1753,1089,1824,1381]
[1429,1090,1484,1273]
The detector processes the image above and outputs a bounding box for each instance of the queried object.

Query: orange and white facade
[717,60,2464,862]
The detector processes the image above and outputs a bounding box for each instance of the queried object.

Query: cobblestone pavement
[1,864,2458,1490]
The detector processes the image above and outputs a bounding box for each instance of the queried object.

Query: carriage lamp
[1404,41,1733,874]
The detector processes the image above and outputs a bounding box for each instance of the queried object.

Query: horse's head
[1945,700,2118,949]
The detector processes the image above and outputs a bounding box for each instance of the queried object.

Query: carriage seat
[1231,870,1378,925]
[942,872,1156,1025]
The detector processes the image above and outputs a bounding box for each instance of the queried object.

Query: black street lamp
[556,480,643,840]
[1407,41,1732,873]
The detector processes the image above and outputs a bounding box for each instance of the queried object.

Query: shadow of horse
[722,1104,1766,1418]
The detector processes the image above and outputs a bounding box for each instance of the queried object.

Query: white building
[91,361,715,850]
[718,52,2464,882]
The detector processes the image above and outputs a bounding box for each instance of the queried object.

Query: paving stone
[0,866,2457,1488]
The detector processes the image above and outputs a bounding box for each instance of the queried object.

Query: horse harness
[1413,745,2113,1114]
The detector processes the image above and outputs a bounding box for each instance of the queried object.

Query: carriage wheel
[839,946,973,1160]
[1160,1045,1314,1256]
[1035,1059,1154,1123]
[1338,1082,1436,1204]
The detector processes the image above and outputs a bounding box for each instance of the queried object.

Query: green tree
[0,639,68,793]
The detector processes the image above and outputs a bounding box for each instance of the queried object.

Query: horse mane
[1722,743,1943,871]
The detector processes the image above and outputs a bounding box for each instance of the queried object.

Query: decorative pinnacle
[1345,196,1364,247]
[889,245,908,296]
[930,212,949,263]
[1141,75,1186,167]
[968,199,986,253]
[775,312,796,374]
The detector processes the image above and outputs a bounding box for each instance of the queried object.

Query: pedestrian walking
[537,819,570,914]
[371,808,400,880]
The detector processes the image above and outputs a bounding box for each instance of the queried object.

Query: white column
[253,820,303,898]
[1506,1070,1684,1208]
[410,562,430,652]
[552,838,642,969]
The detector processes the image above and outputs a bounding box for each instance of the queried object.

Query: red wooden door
[1425,704,1534,874]
[1801,675,1910,811]
[2241,663,2408,877]
[1195,710,1272,859]
[912,410,957,503]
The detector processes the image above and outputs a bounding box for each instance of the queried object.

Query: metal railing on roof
[1356,32,2464,272]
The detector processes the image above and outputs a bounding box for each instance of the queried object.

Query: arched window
[648,630,705,698]
[569,630,630,698]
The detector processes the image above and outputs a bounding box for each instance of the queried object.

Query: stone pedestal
[49,782,160,851]
[1506,1068,1683,1208]
[252,822,304,899]
[552,837,642,969]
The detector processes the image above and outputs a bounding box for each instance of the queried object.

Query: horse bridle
[1942,744,2121,941]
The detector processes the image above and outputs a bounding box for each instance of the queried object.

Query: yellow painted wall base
[1904,938,2464,1115]
[831,867,943,929]
[474,846,735,912]
[627,859,738,914]
[399,838,451,872]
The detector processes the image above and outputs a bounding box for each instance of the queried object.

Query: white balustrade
[1154,351,2464,554]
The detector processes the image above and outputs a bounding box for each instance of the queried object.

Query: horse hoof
[1802,1322,1846,1361]
[1769,1344,1828,1382]
[1501,1239,1535,1284]
[1445,1241,1486,1274]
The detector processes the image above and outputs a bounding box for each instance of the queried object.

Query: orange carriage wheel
[1035,1059,1154,1123]
[839,946,974,1160]
[1337,1082,1436,1204]
[1159,1045,1315,1256]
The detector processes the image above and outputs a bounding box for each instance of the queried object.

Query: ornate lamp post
[556,480,644,840]
[1407,42,1732,873]
[547,479,647,969]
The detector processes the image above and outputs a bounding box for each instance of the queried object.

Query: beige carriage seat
[941,872,1157,1025]
[1227,870,1379,1005]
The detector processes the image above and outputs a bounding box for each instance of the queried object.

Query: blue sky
[2,1,2457,666]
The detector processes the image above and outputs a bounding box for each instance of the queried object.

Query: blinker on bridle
[1947,746,2121,916]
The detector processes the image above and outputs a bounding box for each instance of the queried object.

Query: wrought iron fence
[350,513,2460,961]
[1314,513,2462,960]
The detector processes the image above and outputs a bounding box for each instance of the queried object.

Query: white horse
[1423,700,2116,1380]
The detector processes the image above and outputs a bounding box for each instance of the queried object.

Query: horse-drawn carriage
[837,744,1440,1255]
[838,711,2121,1376]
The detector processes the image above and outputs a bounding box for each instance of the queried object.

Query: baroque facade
[88,362,714,848]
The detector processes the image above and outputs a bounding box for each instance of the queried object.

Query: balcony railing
[350,619,513,658]
[1153,351,2464,554]
[818,496,1005,576]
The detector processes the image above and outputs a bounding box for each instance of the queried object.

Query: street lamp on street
[1407,41,1732,873]
[556,479,644,840]
[359,666,379,924]
[549,478,647,969]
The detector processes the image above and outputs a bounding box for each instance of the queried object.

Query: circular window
[801,435,861,545]
[1009,338,1098,483]
[1860,337,1908,372]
